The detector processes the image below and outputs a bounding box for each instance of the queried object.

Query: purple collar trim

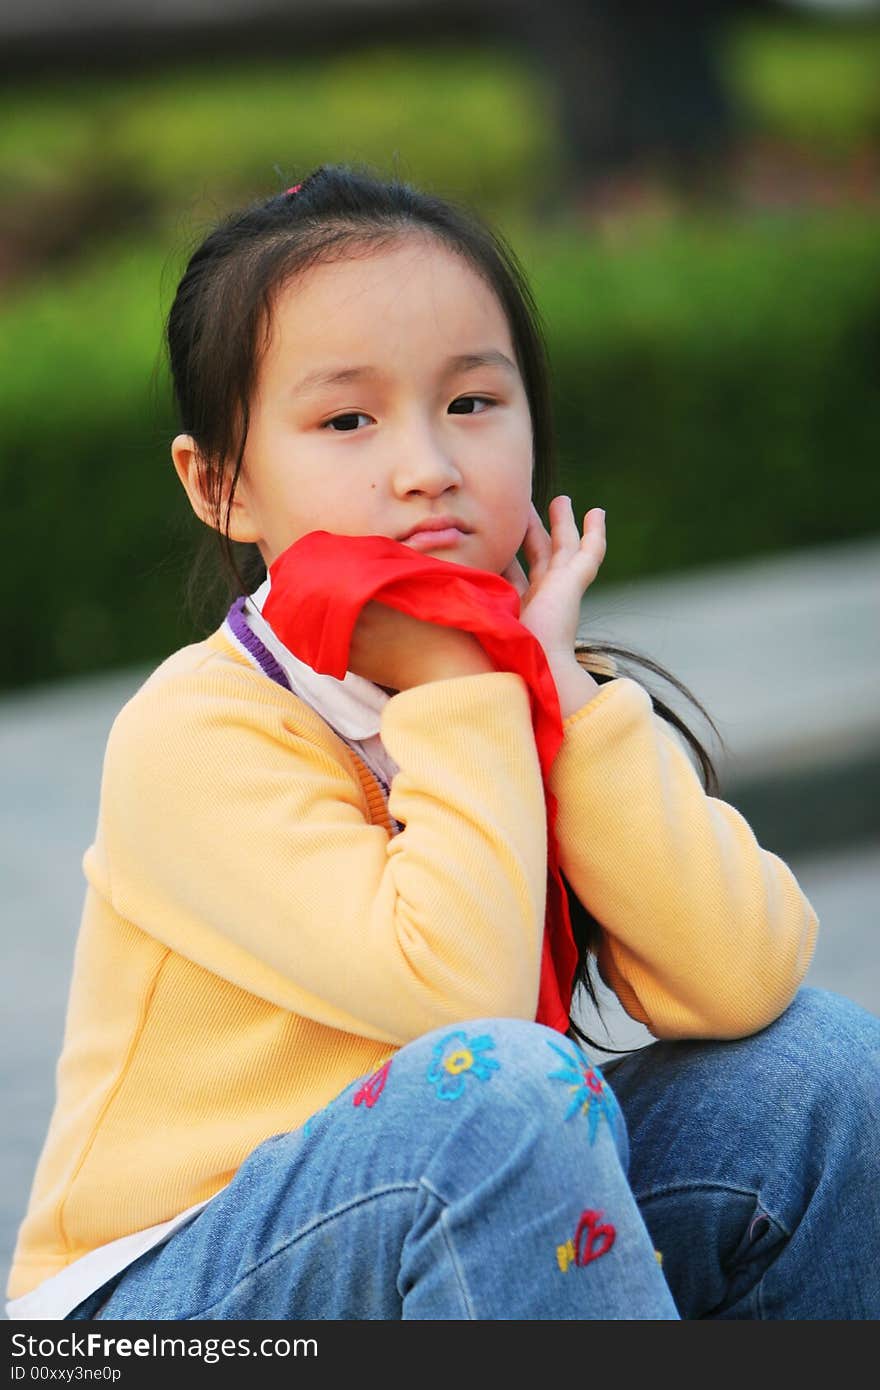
[226,597,400,831]
[226,596,292,692]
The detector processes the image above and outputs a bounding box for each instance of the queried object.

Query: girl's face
[213,234,534,575]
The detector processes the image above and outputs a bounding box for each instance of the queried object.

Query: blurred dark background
[1,0,879,691]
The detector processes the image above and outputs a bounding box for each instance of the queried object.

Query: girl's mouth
[403,527,467,550]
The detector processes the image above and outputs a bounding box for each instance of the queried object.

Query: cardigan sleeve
[95,658,548,1046]
[549,678,818,1040]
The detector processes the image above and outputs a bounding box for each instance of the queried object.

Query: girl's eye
[448,396,493,415]
[324,412,372,432]
[323,399,493,429]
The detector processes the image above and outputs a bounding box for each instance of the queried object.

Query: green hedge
[0,48,556,243]
[724,18,880,149]
[524,214,880,576]
[2,212,879,691]
[3,18,878,212]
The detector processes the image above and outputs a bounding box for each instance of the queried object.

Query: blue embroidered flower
[427,1031,500,1100]
[546,1039,620,1141]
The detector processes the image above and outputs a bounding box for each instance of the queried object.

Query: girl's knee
[761,988,880,1096]
[402,1016,592,1089]
[776,986,879,1042]
[388,1017,549,1102]
[794,989,880,1114]
[623,988,880,1138]
[395,1016,627,1153]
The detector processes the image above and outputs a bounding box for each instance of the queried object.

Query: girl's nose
[390,427,463,497]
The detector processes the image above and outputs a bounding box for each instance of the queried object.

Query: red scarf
[263,531,577,1032]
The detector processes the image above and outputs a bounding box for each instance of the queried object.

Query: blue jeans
[68,988,878,1320]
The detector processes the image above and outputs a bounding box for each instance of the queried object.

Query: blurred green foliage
[2,21,879,690]
[0,48,554,221]
[524,215,880,574]
[726,18,880,148]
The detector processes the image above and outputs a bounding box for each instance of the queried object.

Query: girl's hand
[502,498,606,662]
[349,602,494,691]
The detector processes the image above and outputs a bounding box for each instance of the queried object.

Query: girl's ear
[171,435,213,528]
[170,434,261,543]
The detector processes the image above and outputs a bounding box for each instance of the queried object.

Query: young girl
[8,165,878,1322]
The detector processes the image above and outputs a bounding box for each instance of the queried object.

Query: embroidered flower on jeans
[546,1039,620,1141]
[427,1031,500,1100]
[353,1058,393,1109]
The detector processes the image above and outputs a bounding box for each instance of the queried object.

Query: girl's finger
[548,495,582,556]
[521,503,552,582]
[576,508,607,581]
[582,507,606,549]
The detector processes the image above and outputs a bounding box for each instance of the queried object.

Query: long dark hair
[165,162,723,1050]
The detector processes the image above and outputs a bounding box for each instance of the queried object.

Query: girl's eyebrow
[291,350,518,397]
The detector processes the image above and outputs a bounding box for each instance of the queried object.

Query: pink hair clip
[285,184,302,195]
